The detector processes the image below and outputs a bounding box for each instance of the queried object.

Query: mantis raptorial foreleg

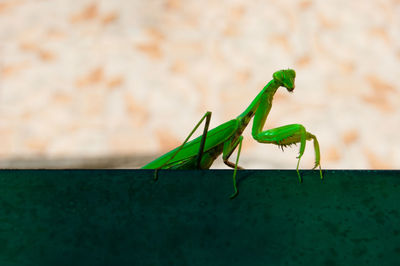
[222,136,244,199]
[154,111,212,180]
[252,123,323,182]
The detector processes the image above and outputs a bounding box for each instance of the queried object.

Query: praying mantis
[142,69,323,198]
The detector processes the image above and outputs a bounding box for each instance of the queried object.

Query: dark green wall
[1,170,399,265]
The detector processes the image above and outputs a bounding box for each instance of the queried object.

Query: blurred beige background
[0,0,399,169]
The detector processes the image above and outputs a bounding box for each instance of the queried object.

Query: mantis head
[273,69,296,92]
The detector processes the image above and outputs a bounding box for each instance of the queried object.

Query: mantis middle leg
[222,135,244,199]
[253,124,323,182]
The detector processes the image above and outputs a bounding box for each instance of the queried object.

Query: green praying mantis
[142,69,323,198]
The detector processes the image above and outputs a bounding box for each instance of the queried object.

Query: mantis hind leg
[154,111,212,180]
[252,124,323,182]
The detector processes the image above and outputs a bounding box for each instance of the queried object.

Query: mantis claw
[311,163,323,180]
[230,189,239,199]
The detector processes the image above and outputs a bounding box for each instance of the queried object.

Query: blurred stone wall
[0,0,399,169]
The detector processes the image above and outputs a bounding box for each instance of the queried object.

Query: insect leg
[196,111,211,168]
[222,138,244,170]
[309,133,323,179]
[154,111,212,180]
[222,136,244,199]
[252,124,323,182]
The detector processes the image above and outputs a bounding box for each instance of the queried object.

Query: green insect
[142,69,323,198]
